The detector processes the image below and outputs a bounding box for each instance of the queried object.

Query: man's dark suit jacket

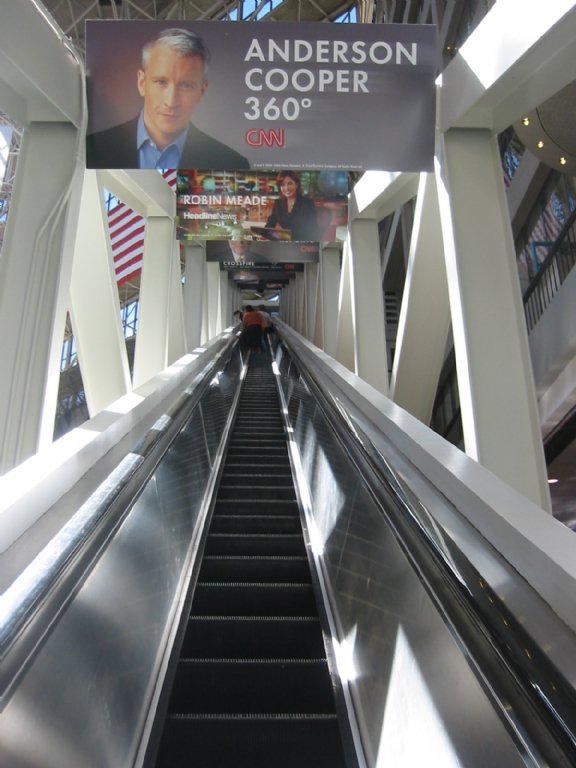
[86,117,249,169]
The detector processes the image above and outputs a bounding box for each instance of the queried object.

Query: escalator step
[222,464,292,476]
[198,555,310,582]
[229,434,284,441]
[219,472,294,487]
[216,486,296,501]
[235,403,279,409]
[168,659,336,714]
[156,715,347,768]
[224,452,290,464]
[191,583,317,616]
[232,420,284,427]
[204,533,306,556]
[183,617,326,659]
[227,446,288,455]
[213,499,300,516]
[209,514,302,534]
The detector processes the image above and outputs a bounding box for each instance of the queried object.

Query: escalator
[4,329,576,768]
[151,351,353,768]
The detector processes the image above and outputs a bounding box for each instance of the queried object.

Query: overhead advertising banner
[205,240,318,264]
[176,169,348,242]
[228,266,299,288]
[85,20,436,172]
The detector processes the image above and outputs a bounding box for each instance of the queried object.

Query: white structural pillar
[390,173,451,424]
[183,244,205,351]
[167,238,186,364]
[220,271,235,329]
[348,219,389,396]
[288,279,299,331]
[283,279,296,330]
[133,216,178,388]
[0,122,80,473]
[69,169,131,416]
[304,263,319,341]
[294,272,306,336]
[437,128,551,511]
[280,281,291,326]
[335,239,356,372]
[316,245,342,357]
[204,262,222,341]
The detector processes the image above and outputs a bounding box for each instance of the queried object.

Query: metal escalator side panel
[271,333,574,768]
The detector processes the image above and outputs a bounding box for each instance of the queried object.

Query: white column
[183,244,205,351]
[205,262,221,341]
[390,173,450,424]
[316,245,341,357]
[335,239,356,372]
[285,278,297,330]
[437,128,550,511]
[312,261,324,350]
[167,238,186,365]
[221,272,239,330]
[0,122,79,472]
[220,271,232,329]
[349,219,389,396]
[304,263,319,341]
[296,272,307,335]
[69,170,131,416]
[132,216,175,388]
[280,281,291,325]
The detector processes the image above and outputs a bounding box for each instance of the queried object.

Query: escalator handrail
[274,322,576,768]
[0,330,241,702]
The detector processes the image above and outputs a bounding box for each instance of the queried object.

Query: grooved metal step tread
[207,532,302,537]
[167,712,338,720]
[167,658,337,713]
[208,517,302,534]
[228,435,285,440]
[202,554,307,560]
[218,481,295,488]
[183,615,327,658]
[223,464,290,471]
[191,583,317,616]
[219,475,294,486]
[196,581,310,587]
[178,657,328,664]
[224,454,290,463]
[213,499,300,514]
[204,533,305,556]
[197,555,311,584]
[215,487,297,502]
[188,615,322,621]
[156,717,348,768]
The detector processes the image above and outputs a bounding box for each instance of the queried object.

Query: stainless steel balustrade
[272,321,576,768]
[0,335,245,768]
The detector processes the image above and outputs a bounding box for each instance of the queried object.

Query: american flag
[108,170,177,285]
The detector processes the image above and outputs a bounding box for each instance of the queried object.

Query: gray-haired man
[86,28,249,170]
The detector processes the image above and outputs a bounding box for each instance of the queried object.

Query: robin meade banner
[176,169,348,243]
[85,20,436,172]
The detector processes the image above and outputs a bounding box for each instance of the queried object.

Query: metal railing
[523,208,576,333]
